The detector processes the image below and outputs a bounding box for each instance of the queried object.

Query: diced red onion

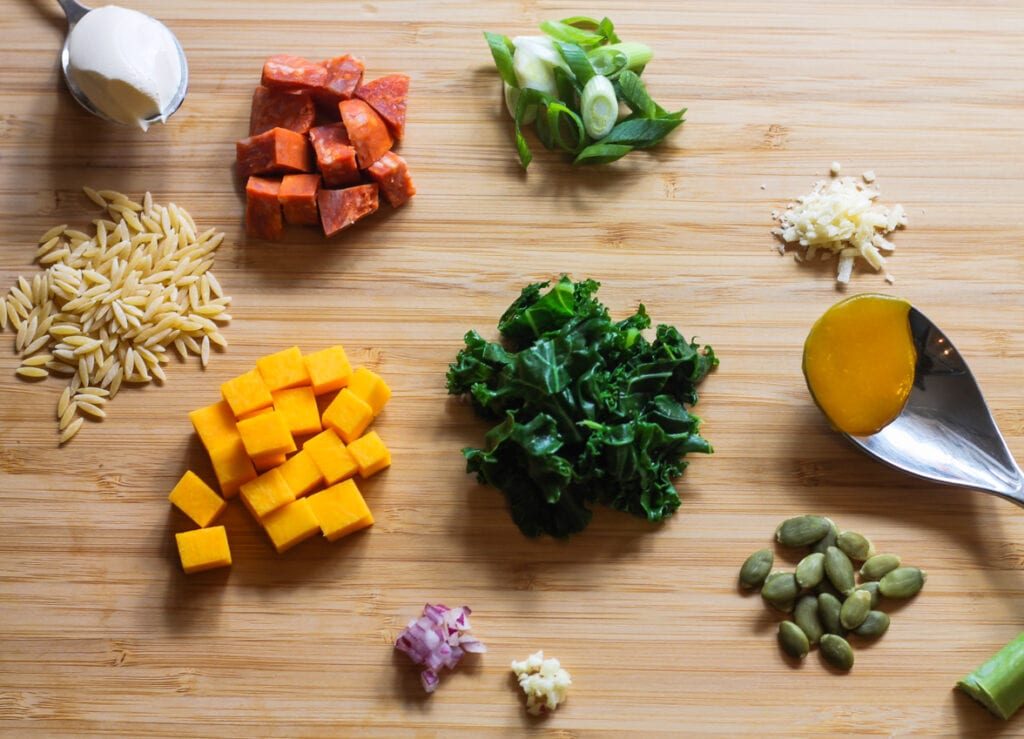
[395,603,486,693]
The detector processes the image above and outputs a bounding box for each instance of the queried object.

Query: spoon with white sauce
[58,1,189,131]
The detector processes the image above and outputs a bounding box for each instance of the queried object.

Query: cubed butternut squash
[188,400,239,453]
[272,386,322,437]
[347,366,391,416]
[263,498,321,553]
[308,479,373,541]
[208,436,258,498]
[347,431,391,478]
[169,470,227,527]
[303,428,358,484]
[303,345,353,395]
[278,449,324,497]
[239,468,296,519]
[321,388,373,443]
[237,409,297,458]
[252,451,287,471]
[256,346,311,391]
[176,526,232,574]
[221,369,274,418]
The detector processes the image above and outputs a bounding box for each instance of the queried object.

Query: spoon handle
[57,0,91,26]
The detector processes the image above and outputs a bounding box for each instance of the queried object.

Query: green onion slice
[553,66,578,103]
[540,20,604,49]
[580,75,617,139]
[617,70,684,120]
[546,102,587,154]
[598,17,621,44]
[573,143,634,165]
[597,118,683,149]
[484,32,517,87]
[556,42,596,86]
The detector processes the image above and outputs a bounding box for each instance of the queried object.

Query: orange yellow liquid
[803,294,916,436]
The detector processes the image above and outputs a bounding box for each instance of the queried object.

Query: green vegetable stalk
[958,632,1024,720]
[446,277,717,538]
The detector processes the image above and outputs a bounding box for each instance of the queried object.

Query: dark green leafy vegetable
[447,277,717,538]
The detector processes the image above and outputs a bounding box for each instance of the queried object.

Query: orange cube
[278,449,324,497]
[273,386,322,437]
[176,526,232,574]
[209,436,257,498]
[347,431,391,478]
[239,406,274,421]
[303,428,358,484]
[303,345,353,395]
[237,409,296,458]
[322,388,373,443]
[239,468,296,519]
[252,451,287,471]
[169,470,227,527]
[263,498,321,553]
[347,366,391,417]
[256,346,311,392]
[189,400,238,453]
[221,369,274,418]
[308,479,373,541]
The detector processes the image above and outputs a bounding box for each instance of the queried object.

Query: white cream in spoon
[66,5,182,131]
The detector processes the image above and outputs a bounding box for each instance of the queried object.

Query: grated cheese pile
[511,651,572,715]
[772,170,907,285]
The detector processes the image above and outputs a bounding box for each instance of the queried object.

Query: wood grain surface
[2,0,1023,735]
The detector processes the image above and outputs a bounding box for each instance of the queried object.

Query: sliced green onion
[546,102,586,153]
[617,70,684,120]
[534,107,554,150]
[540,20,604,49]
[558,15,601,30]
[958,632,1024,720]
[504,83,536,125]
[513,44,559,97]
[589,42,652,77]
[573,143,633,165]
[581,75,617,139]
[483,32,517,87]
[597,17,621,44]
[556,42,596,86]
[596,117,683,149]
[588,48,628,78]
[553,66,578,103]
[513,91,535,169]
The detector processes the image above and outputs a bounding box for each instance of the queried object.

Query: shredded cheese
[511,651,572,715]
[772,172,907,284]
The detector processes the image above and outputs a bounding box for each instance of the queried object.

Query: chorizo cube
[261,54,328,92]
[366,152,416,208]
[339,99,393,169]
[250,85,315,136]
[236,127,312,178]
[315,55,365,106]
[308,123,360,187]
[318,185,379,238]
[278,174,321,225]
[355,74,409,140]
[245,177,285,241]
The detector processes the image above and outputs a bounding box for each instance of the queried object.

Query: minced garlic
[511,651,571,715]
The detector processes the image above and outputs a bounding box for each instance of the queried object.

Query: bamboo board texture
[1,0,1023,736]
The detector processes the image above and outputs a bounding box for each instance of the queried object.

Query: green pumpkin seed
[739,549,774,589]
[820,634,855,671]
[839,589,872,629]
[778,620,810,659]
[762,572,800,606]
[853,610,890,639]
[854,581,881,609]
[837,531,875,561]
[815,579,842,600]
[794,595,823,645]
[879,567,927,598]
[810,517,839,554]
[818,592,844,636]
[776,515,831,547]
[860,553,901,581]
[795,552,825,590]
[824,546,856,595]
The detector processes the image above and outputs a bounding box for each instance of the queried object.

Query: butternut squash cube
[321,388,373,443]
[263,498,321,553]
[303,345,353,395]
[221,369,274,418]
[237,409,296,458]
[308,479,373,541]
[169,470,227,527]
[303,428,358,484]
[256,346,311,391]
[252,451,287,471]
[347,366,391,416]
[239,406,274,421]
[239,467,296,519]
[272,386,322,437]
[175,526,232,574]
[209,436,257,498]
[347,431,391,478]
[189,400,239,453]
[278,449,324,497]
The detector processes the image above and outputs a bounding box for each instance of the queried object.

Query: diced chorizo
[318,184,379,237]
[261,55,329,92]
[338,99,393,169]
[245,177,284,241]
[278,174,321,226]
[314,55,365,106]
[355,74,409,140]
[236,127,312,178]
[366,152,416,208]
[249,85,315,135]
[308,123,360,187]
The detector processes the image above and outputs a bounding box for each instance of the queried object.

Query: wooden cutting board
[2,1,1023,735]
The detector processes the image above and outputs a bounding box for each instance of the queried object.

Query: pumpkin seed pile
[739,515,926,671]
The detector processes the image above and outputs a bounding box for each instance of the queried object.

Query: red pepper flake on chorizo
[237,54,415,242]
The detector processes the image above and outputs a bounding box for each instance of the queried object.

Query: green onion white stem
[581,75,617,139]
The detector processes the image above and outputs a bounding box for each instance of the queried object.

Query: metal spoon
[842,307,1024,505]
[57,0,189,127]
